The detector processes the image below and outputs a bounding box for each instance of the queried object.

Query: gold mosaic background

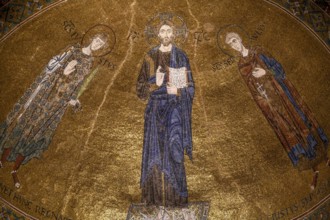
[0,0,329,219]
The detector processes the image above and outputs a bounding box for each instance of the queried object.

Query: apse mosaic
[0,0,329,219]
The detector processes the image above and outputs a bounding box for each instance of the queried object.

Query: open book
[168,67,187,89]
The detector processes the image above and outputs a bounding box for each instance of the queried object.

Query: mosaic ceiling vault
[0,0,329,219]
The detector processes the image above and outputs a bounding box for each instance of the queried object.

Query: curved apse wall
[0,0,329,219]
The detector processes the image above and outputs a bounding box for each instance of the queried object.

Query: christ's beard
[161,38,172,46]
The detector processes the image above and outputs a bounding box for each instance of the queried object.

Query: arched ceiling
[0,0,329,219]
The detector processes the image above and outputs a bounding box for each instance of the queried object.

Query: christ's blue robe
[137,45,194,199]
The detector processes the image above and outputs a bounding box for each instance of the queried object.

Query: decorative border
[291,194,330,219]
[263,0,329,51]
[0,0,329,52]
[0,0,329,219]
[0,0,66,43]
[0,0,12,8]
[1,193,330,219]
[0,196,38,220]
[311,0,330,15]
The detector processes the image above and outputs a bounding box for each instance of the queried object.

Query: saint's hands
[167,82,178,95]
[252,67,266,78]
[64,60,78,75]
[156,66,165,86]
[69,99,82,112]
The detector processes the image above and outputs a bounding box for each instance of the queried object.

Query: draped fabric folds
[137,45,194,206]
[0,45,93,164]
[238,47,328,169]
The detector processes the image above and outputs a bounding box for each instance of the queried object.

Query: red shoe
[310,171,319,191]
[11,170,21,189]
